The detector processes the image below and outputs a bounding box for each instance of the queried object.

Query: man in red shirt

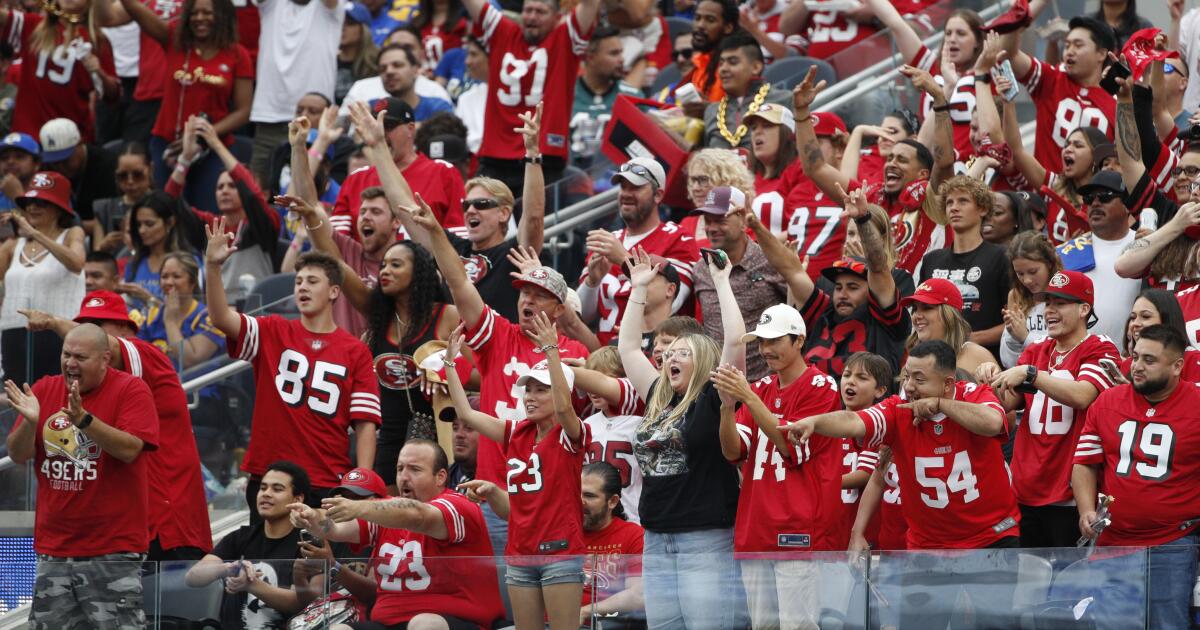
[577,157,700,345]
[21,291,212,561]
[714,303,842,629]
[787,340,1020,628]
[290,439,504,629]
[330,98,464,237]
[579,461,645,627]
[206,224,382,514]
[981,270,1119,548]
[1074,325,1200,629]
[5,323,158,629]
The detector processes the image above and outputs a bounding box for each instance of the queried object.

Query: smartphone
[1099,60,1132,96]
[299,529,323,547]
[990,60,1020,102]
[700,248,728,270]
[196,112,211,149]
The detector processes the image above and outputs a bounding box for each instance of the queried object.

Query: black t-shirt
[211,524,303,630]
[634,380,739,532]
[800,286,910,386]
[447,231,529,323]
[75,144,119,222]
[919,241,1011,358]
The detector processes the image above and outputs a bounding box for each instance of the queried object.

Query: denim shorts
[505,556,585,587]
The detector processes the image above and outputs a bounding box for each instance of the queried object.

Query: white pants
[740,559,821,630]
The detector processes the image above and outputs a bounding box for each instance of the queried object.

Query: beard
[582,509,605,531]
[1132,375,1171,397]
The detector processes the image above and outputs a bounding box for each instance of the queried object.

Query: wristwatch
[1023,365,1038,386]
[77,413,94,430]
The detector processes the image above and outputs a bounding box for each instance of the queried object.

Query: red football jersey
[1042,173,1092,245]
[132,0,183,101]
[751,162,797,235]
[360,490,503,626]
[473,3,591,160]
[1117,349,1200,383]
[580,221,699,345]
[115,336,212,553]
[911,45,976,159]
[866,180,950,275]
[6,11,117,141]
[858,382,1020,549]
[876,460,908,550]
[464,306,590,484]
[831,438,879,551]
[582,517,644,607]
[503,419,589,563]
[420,17,467,67]
[783,166,847,280]
[330,157,465,237]
[803,1,879,60]
[1075,382,1200,547]
[1012,334,1120,506]
[1020,58,1115,174]
[1177,284,1200,349]
[731,368,843,552]
[23,369,159,556]
[229,314,382,488]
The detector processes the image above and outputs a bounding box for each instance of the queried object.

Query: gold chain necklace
[40,0,84,25]
[716,82,771,146]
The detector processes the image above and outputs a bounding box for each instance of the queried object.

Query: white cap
[39,118,81,164]
[741,304,807,343]
[516,359,576,392]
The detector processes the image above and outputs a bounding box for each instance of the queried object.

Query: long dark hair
[230,179,282,268]
[125,191,205,280]
[1122,288,1188,355]
[177,0,238,51]
[364,241,445,349]
[583,462,626,521]
[411,0,465,30]
[746,123,798,179]
[1092,0,1141,37]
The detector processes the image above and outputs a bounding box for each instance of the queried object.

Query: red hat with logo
[74,291,137,332]
[901,278,964,311]
[1035,270,1094,307]
[810,112,847,138]
[17,171,73,216]
[332,468,388,498]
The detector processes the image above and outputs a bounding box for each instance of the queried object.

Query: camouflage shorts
[30,552,147,630]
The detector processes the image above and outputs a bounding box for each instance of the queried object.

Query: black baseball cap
[374,97,415,127]
[1077,170,1127,199]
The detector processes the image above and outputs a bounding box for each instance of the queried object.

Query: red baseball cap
[810,112,847,137]
[901,278,964,311]
[332,468,388,498]
[74,291,137,332]
[1036,270,1094,307]
[17,171,73,216]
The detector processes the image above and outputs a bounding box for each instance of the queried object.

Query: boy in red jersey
[289,440,504,630]
[787,340,1020,628]
[713,303,842,629]
[979,270,1119,548]
[1073,325,1200,630]
[205,218,381,513]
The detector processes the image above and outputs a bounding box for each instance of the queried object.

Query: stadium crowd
[2,0,1200,627]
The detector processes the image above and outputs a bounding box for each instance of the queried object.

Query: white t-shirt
[337,75,454,118]
[1000,301,1047,368]
[583,411,644,524]
[250,0,344,123]
[102,22,140,78]
[455,82,487,153]
[1087,231,1139,347]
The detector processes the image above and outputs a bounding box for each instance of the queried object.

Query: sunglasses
[116,170,146,181]
[673,48,693,61]
[1082,191,1120,205]
[462,198,501,211]
[1173,165,1200,179]
[619,162,659,186]
[1165,62,1186,78]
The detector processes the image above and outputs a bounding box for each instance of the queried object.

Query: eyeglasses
[662,349,692,361]
[673,48,693,61]
[688,174,710,187]
[116,170,146,181]
[1082,191,1120,205]
[1173,165,1200,179]
[462,198,501,211]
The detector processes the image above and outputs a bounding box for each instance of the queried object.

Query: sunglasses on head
[619,162,658,186]
[674,48,693,60]
[462,198,501,211]
[1083,191,1120,205]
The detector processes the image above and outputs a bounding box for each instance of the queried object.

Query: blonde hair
[464,177,515,210]
[905,303,972,354]
[32,0,105,56]
[640,334,720,433]
[585,346,625,377]
[938,175,994,215]
[687,149,755,198]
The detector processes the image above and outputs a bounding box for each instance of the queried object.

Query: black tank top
[369,303,447,442]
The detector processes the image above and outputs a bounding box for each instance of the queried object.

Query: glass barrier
[3,547,1170,628]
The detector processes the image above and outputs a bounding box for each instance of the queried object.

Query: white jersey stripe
[117,337,143,378]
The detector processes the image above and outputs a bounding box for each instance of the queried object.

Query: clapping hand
[586,229,628,267]
[4,379,38,422]
[711,363,753,404]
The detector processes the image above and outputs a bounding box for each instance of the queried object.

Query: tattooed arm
[326,496,451,541]
[1114,202,1200,278]
[1115,87,1147,192]
[793,68,851,202]
[857,206,898,309]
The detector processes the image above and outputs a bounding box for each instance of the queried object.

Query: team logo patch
[346,470,364,482]
[966,266,982,282]
[31,173,53,189]
[462,254,491,284]
[933,423,944,435]
[3,133,18,143]
[43,411,98,466]
[311,340,324,350]
[1049,272,1069,288]
[85,297,105,308]
[529,268,549,280]
[374,353,420,389]
[758,312,772,325]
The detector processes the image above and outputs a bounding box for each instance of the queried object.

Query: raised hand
[66,380,84,425]
[288,116,311,147]
[627,247,662,289]
[585,229,628,267]
[180,116,201,162]
[515,102,543,155]
[317,105,344,145]
[506,245,542,279]
[837,181,870,222]
[530,311,559,349]
[792,66,828,113]
[974,30,1006,74]
[205,216,237,265]
[900,64,946,105]
[275,194,319,219]
[401,192,440,232]
[4,379,38,422]
[349,100,387,148]
[445,324,466,362]
[583,250,609,288]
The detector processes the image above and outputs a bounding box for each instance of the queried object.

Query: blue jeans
[1085,534,1197,630]
[642,528,747,630]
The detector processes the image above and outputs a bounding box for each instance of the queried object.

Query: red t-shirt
[1019,58,1114,174]
[857,145,885,187]
[783,164,847,280]
[731,368,843,552]
[752,164,792,235]
[1074,382,1200,547]
[421,17,466,67]
[831,437,879,551]
[582,517,644,607]
[233,0,260,65]
[22,369,159,556]
[473,3,591,160]
[359,491,503,627]
[228,313,382,487]
[1042,173,1091,246]
[463,306,589,484]
[1012,334,1120,506]
[115,336,212,553]
[911,44,976,159]
[503,420,589,562]
[132,0,183,101]
[6,12,117,141]
[579,221,699,345]
[329,157,465,237]
[151,32,253,142]
[858,381,1020,549]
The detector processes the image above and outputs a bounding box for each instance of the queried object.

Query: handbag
[287,589,359,630]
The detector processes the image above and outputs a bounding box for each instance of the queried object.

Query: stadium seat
[245,272,298,316]
[664,16,691,44]
[143,562,223,628]
[763,56,837,91]
[651,63,682,96]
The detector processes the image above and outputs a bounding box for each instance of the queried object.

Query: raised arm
[739,6,789,62]
[404,194,485,329]
[1116,203,1200,278]
[115,0,169,44]
[863,0,924,62]
[839,187,896,309]
[999,28,1033,82]
[1114,76,1148,192]
[972,33,1009,145]
[531,312,582,442]
[901,65,954,188]
[1002,85,1047,188]
[793,68,851,203]
[574,0,601,36]
[347,101,428,249]
[840,125,892,182]
[517,103,546,251]
[461,0,488,21]
[442,327,505,443]
[618,248,667,401]
[746,211,814,305]
[203,216,243,339]
[708,251,746,370]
